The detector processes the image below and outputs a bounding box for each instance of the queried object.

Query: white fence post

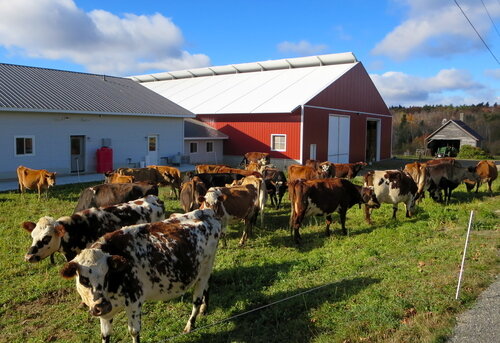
[455,210,474,300]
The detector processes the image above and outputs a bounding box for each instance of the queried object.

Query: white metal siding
[0,112,184,179]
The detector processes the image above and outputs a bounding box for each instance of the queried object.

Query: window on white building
[271,134,286,152]
[206,141,214,152]
[15,136,34,156]
[190,142,198,153]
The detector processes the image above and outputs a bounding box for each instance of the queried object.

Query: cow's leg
[99,317,113,343]
[184,273,211,332]
[488,180,493,195]
[392,204,398,219]
[126,304,142,343]
[364,204,372,224]
[325,214,332,236]
[339,209,347,235]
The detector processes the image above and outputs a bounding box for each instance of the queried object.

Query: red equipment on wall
[96,147,113,173]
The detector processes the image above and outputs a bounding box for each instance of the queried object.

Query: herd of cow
[15,153,497,343]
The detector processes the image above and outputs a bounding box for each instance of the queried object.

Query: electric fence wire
[453,0,500,64]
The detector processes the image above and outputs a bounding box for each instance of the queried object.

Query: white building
[0,63,194,179]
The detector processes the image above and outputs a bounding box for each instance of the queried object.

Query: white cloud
[0,0,210,75]
[277,40,328,56]
[372,0,500,60]
[370,68,500,106]
[485,68,500,80]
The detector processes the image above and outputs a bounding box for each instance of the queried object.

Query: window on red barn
[271,134,286,152]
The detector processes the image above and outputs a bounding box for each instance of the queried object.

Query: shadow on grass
[188,276,381,343]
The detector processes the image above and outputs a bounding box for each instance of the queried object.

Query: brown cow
[288,178,380,243]
[333,162,367,179]
[426,163,479,203]
[147,165,182,199]
[17,165,56,198]
[403,162,429,198]
[217,166,262,178]
[200,184,261,246]
[195,164,230,174]
[464,160,498,195]
[180,176,207,212]
[104,172,134,184]
[287,164,327,182]
[116,167,166,186]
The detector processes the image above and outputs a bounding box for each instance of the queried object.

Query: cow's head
[45,171,57,187]
[23,216,65,263]
[61,249,128,318]
[319,162,334,178]
[361,186,380,209]
[198,188,226,219]
[464,179,477,192]
[465,166,480,183]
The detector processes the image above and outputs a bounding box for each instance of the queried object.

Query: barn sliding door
[327,115,350,163]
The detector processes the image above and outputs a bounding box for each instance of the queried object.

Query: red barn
[132,52,391,165]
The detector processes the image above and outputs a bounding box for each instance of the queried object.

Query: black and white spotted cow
[60,208,222,343]
[23,195,165,263]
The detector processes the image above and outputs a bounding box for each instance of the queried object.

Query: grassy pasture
[0,175,498,343]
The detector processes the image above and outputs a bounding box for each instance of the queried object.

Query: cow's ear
[54,224,66,237]
[60,262,78,279]
[218,194,227,202]
[22,221,36,233]
[107,255,128,272]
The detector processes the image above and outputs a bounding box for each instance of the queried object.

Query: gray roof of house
[0,63,194,117]
[184,118,228,139]
[427,119,483,141]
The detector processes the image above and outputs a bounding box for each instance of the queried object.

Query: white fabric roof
[132,53,358,114]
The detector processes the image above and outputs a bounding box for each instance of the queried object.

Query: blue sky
[0,0,499,107]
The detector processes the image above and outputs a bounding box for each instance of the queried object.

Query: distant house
[184,118,228,164]
[132,52,392,166]
[425,119,483,156]
[0,63,193,179]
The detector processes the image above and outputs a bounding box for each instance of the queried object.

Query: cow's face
[407,194,418,217]
[46,172,56,187]
[60,249,127,319]
[199,189,226,218]
[23,216,64,263]
[361,187,380,209]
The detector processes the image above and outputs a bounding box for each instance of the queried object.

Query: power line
[480,0,500,38]
[453,0,500,64]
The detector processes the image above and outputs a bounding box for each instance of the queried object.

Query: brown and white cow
[333,162,367,179]
[288,178,380,243]
[60,208,222,343]
[287,164,328,183]
[104,172,135,184]
[304,160,336,178]
[199,184,261,246]
[241,152,270,167]
[147,165,182,199]
[364,170,418,220]
[225,175,267,226]
[464,160,498,195]
[180,176,208,212]
[23,195,165,262]
[17,165,56,198]
[74,182,158,213]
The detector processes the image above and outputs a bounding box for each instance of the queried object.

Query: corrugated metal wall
[303,63,392,162]
[198,112,301,160]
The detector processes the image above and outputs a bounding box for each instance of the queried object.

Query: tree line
[390,103,500,156]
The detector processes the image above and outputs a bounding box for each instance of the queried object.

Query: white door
[146,135,158,165]
[327,115,350,163]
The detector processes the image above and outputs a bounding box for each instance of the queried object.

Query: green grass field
[0,176,498,343]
